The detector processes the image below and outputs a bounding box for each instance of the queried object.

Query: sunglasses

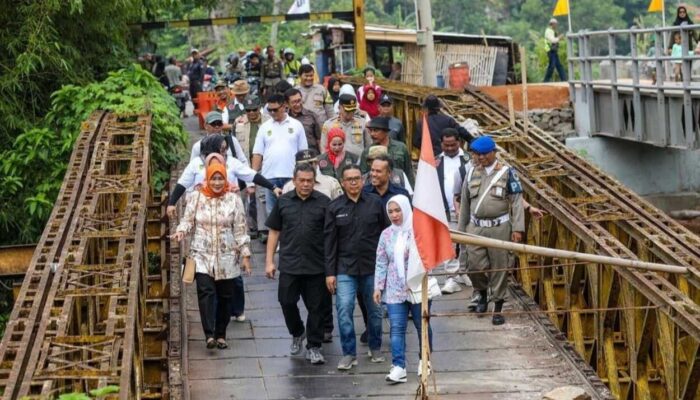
[268,106,282,113]
[210,122,223,127]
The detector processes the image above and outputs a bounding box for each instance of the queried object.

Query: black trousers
[278,272,326,349]
[196,273,234,339]
[230,276,245,317]
[323,289,333,334]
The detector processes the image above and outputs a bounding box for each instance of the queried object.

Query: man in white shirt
[435,129,472,294]
[252,93,308,214]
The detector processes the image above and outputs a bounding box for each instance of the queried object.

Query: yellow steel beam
[353,0,367,69]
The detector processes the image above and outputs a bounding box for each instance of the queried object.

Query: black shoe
[475,290,488,313]
[259,233,268,244]
[360,330,368,344]
[323,332,333,343]
[492,300,505,325]
[206,338,216,349]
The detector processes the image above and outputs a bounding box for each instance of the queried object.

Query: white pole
[449,230,688,274]
[662,0,666,27]
[567,0,572,33]
[416,0,437,87]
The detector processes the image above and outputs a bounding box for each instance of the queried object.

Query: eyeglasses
[210,122,223,127]
[343,176,362,183]
[245,109,257,113]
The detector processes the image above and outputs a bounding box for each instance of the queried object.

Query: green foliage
[53,385,119,400]
[0,65,187,244]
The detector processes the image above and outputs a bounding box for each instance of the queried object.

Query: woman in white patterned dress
[172,163,251,349]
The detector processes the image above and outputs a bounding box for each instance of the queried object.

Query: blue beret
[470,136,496,154]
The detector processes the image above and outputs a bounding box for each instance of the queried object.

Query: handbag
[182,192,201,284]
[408,276,441,304]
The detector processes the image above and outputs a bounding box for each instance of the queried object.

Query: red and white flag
[409,115,456,288]
[288,0,310,14]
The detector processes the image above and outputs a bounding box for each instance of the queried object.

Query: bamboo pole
[507,89,515,127]
[449,230,687,274]
[419,273,429,398]
[519,45,529,136]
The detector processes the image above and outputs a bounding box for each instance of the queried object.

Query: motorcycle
[247,76,261,98]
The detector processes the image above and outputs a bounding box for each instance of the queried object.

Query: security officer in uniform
[261,45,286,97]
[321,94,370,156]
[297,64,335,124]
[457,136,524,326]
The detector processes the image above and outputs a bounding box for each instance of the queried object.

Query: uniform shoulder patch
[507,168,523,194]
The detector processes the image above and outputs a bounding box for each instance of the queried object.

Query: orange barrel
[196,91,219,129]
[448,63,470,90]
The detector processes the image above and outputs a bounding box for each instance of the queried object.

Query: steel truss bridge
[0,78,699,398]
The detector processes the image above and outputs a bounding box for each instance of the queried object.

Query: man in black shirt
[413,95,474,156]
[325,165,390,370]
[265,163,330,365]
[362,154,411,207]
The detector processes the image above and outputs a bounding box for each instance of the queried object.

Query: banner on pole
[553,0,569,16]
[288,0,310,14]
[648,0,663,13]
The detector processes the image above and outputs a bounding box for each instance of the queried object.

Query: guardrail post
[568,33,575,103]
[582,31,596,134]
[608,29,621,136]
[629,28,644,141]
[654,29,668,146]
[681,26,696,148]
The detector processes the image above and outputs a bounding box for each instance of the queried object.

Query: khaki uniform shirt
[321,116,370,156]
[282,172,344,200]
[456,161,525,233]
[234,113,271,160]
[318,152,359,180]
[298,84,335,124]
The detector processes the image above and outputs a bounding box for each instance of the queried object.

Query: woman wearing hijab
[172,163,251,349]
[318,127,359,179]
[373,195,433,384]
[669,6,697,50]
[327,77,341,103]
[359,85,381,118]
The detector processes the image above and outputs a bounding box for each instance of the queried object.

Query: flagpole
[419,273,429,398]
[661,0,666,27]
[567,0,572,32]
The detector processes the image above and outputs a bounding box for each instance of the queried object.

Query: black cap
[379,94,392,105]
[339,94,358,111]
[244,97,261,110]
[366,116,391,131]
[422,95,441,110]
[295,148,319,163]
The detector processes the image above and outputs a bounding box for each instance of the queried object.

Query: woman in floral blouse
[172,163,251,349]
[373,194,433,383]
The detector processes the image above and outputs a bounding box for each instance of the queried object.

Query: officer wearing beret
[456,136,524,325]
[321,94,370,156]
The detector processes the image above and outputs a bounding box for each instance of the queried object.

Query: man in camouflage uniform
[358,116,414,186]
[261,45,285,97]
[321,94,370,156]
[457,136,524,326]
[297,64,335,124]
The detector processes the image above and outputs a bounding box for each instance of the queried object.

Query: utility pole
[416,0,436,86]
[271,0,282,47]
[353,0,367,69]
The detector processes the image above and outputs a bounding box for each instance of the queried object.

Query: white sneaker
[460,274,473,287]
[385,365,407,383]
[453,275,466,285]
[234,314,246,322]
[441,277,462,294]
[417,360,432,376]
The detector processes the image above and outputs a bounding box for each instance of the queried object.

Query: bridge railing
[566,24,700,149]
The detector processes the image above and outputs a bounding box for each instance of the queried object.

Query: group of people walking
[169,67,536,383]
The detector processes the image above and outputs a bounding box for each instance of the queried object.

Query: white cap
[191,48,199,54]
[301,56,311,65]
[549,18,558,25]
